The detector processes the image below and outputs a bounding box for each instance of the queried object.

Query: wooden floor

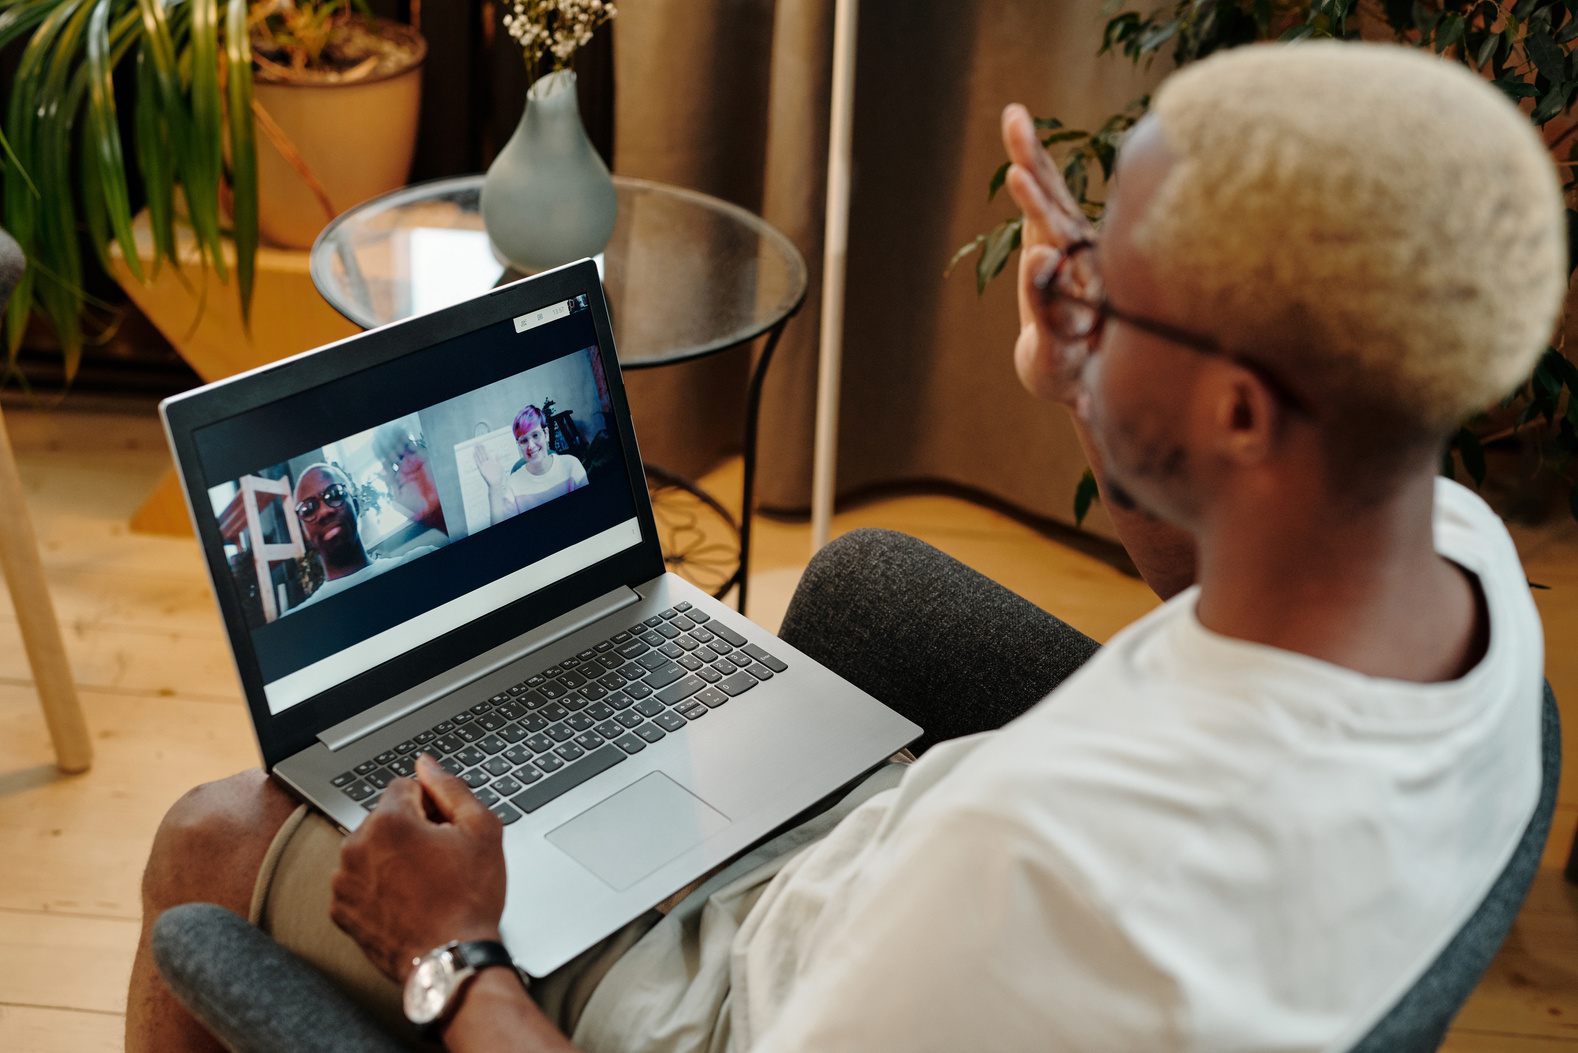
[0,405,1575,1051]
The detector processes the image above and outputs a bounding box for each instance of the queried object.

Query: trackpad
[547,773,731,891]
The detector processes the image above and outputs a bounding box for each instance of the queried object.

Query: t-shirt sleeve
[570,457,588,487]
[746,808,1181,1053]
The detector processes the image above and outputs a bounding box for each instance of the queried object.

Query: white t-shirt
[290,546,437,612]
[573,478,1543,1053]
[507,454,588,510]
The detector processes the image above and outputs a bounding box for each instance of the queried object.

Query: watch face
[403,951,454,1025]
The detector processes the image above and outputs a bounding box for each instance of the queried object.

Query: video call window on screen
[207,345,615,632]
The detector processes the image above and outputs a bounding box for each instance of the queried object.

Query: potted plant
[248,0,425,249]
[0,0,422,380]
[952,0,1578,527]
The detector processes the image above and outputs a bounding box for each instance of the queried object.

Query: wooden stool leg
[0,406,91,773]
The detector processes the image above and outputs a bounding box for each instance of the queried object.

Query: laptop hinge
[317,586,643,752]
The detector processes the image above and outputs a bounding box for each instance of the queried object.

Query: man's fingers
[1002,104,1081,216]
[415,752,491,826]
[1006,165,1087,248]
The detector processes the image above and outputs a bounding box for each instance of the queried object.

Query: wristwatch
[403,939,525,1038]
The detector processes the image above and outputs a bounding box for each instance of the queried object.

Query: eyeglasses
[389,438,424,472]
[1036,240,1307,413]
[294,482,350,520]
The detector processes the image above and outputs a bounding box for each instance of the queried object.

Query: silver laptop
[160,258,920,977]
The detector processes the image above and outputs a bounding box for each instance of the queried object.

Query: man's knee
[144,769,298,913]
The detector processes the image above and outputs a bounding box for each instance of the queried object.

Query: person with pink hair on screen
[472,404,588,527]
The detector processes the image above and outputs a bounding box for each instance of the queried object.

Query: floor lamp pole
[810,0,858,555]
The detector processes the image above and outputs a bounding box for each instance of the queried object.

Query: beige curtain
[613,0,1165,541]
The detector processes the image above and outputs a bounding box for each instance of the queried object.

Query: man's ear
[1210,364,1279,466]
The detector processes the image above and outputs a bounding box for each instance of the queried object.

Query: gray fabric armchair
[154,683,1559,1053]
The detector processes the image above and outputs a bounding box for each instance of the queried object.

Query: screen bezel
[161,260,666,768]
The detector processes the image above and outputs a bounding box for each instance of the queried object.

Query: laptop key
[527,674,547,687]
[677,655,703,672]
[492,775,523,797]
[454,746,486,767]
[574,730,604,750]
[521,714,549,732]
[659,608,681,620]
[635,722,666,743]
[635,697,664,718]
[558,671,588,689]
[482,757,511,777]
[608,690,634,710]
[696,686,730,709]
[477,735,507,755]
[679,702,707,721]
[718,672,759,696]
[594,719,623,739]
[597,672,626,691]
[626,680,655,700]
[490,693,510,704]
[498,724,528,744]
[615,710,644,728]
[567,713,594,732]
[611,631,633,643]
[504,745,534,766]
[389,756,417,778]
[365,768,394,790]
[433,721,454,734]
[544,665,564,677]
[595,653,622,670]
[461,769,489,789]
[522,690,552,711]
[535,754,565,774]
[452,711,475,725]
[697,667,722,684]
[639,631,666,648]
[560,657,580,670]
[454,725,483,743]
[690,627,715,643]
[658,642,684,660]
[644,616,664,627]
[655,623,682,640]
[539,702,569,722]
[471,701,493,715]
[673,634,699,651]
[555,743,585,763]
[710,623,746,647]
[475,787,501,808]
[395,740,419,754]
[538,682,566,699]
[375,750,397,765]
[654,711,688,732]
[510,744,626,813]
[671,615,696,631]
[586,701,615,721]
[616,639,647,659]
[617,662,647,681]
[685,609,710,623]
[478,714,508,732]
[741,644,789,672]
[497,701,527,721]
[595,640,615,652]
[674,601,693,612]
[613,732,646,754]
[546,723,574,742]
[644,662,686,689]
[636,650,668,671]
[361,794,381,811]
[515,766,542,785]
[655,676,704,707]
[562,695,589,712]
[578,649,597,662]
[438,756,465,776]
[342,779,375,801]
[414,730,437,744]
[524,733,554,753]
[433,733,463,753]
[745,663,775,681]
[335,770,359,785]
[491,803,523,826]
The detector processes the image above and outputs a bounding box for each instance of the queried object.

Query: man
[290,463,437,612]
[130,42,1555,1051]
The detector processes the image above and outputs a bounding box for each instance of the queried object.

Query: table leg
[0,405,91,773]
[736,317,791,615]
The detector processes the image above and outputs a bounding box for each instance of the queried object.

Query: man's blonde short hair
[1138,41,1566,436]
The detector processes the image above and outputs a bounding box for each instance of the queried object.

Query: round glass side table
[310,175,808,612]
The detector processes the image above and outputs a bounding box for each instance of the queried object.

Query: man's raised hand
[330,753,508,983]
[1001,103,1099,408]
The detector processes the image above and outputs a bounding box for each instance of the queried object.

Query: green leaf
[1032,116,1064,130]
[135,43,175,268]
[1063,151,1088,204]
[1135,16,1181,52]
[1475,30,1501,68]
[1073,468,1100,527]
[975,217,1022,294]
[1413,0,1441,33]
[1494,78,1541,100]
[1280,22,1319,41]
[1456,427,1486,487]
[225,0,257,324]
[1435,12,1466,51]
[946,233,987,280]
[1531,80,1576,124]
[85,0,142,283]
[1102,12,1141,52]
[987,159,1010,202]
[1041,129,1089,146]
[1527,25,1569,83]
[186,0,228,282]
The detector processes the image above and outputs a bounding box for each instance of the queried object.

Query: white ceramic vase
[481,69,617,273]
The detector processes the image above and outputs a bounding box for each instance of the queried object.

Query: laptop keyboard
[329,603,789,826]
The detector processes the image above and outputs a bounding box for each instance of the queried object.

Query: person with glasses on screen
[290,463,438,613]
[130,42,1557,1053]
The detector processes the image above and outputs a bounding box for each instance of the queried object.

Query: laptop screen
[190,292,644,715]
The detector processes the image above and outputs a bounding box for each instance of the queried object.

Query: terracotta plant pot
[252,20,426,250]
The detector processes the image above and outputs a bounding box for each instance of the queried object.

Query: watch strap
[452,939,517,977]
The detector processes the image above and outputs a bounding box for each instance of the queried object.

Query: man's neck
[322,545,371,581]
[1193,469,1486,683]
